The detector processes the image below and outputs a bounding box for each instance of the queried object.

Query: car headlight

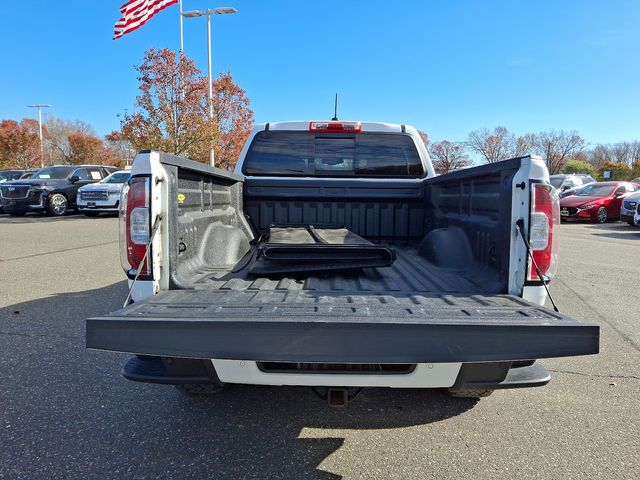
[580,204,596,210]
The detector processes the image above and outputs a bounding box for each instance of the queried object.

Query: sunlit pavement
[1,215,638,480]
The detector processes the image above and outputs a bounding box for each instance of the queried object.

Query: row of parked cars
[551,173,640,225]
[2,166,639,225]
[0,165,130,217]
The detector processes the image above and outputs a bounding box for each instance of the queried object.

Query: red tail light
[119,176,151,277]
[309,121,362,133]
[528,183,560,281]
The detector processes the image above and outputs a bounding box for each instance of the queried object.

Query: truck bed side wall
[423,158,524,293]
[159,154,252,289]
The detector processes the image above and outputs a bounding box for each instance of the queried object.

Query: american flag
[113,0,179,40]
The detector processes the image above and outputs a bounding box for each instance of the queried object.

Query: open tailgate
[86,290,599,363]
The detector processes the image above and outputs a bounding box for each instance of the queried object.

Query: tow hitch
[312,387,364,407]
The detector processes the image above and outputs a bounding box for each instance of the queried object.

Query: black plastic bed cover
[249,225,396,275]
[86,291,599,363]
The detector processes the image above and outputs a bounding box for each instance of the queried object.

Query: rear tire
[447,389,494,399]
[596,206,608,224]
[175,383,225,396]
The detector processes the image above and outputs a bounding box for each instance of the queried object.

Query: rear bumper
[122,355,551,390]
[449,361,550,392]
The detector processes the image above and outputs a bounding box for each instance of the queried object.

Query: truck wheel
[175,383,225,396]
[596,206,608,224]
[447,389,494,399]
[47,193,68,216]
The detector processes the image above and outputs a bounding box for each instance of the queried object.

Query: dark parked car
[0,170,28,183]
[0,165,118,216]
[0,170,32,213]
[559,181,637,223]
[19,169,40,179]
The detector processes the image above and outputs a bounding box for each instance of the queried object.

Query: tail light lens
[528,183,560,281]
[119,177,151,277]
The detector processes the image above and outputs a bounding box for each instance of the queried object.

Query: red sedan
[559,181,638,223]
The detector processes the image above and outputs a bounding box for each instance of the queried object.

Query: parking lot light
[181,7,237,167]
[27,104,52,168]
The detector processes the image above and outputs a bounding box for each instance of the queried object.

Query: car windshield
[575,184,615,196]
[32,167,74,179]
[550,177,564,189]
[0,172,22,182]
[100,172,130,184]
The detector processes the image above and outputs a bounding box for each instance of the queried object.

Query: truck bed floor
[190,246,502,295]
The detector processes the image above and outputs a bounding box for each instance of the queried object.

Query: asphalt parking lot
[1,215,639,479]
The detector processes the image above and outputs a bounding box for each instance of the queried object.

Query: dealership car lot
[0,215,639,479]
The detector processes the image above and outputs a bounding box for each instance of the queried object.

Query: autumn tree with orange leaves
[0,119,42,169]
[119,48,253,170]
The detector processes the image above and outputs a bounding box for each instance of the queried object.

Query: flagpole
[179,0,184,52]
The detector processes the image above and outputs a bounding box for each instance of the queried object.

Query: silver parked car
[550,174,596,198]
[77,170,130,216]
[620,191,640,226]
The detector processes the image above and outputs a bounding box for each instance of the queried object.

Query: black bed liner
[192,246,503,294]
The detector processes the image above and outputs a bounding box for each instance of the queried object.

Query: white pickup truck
[86,120,599,405]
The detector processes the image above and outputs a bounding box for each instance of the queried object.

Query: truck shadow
[585,223,640,240]
[0,282,476,480]
[0,211,91,224]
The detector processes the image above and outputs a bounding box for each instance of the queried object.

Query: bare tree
[467,126,509,163]
[44,115,95,164]
[105,130,136,167]
[428,140,473,174]
[630,141,640,164]
[611,142,632,165]
[467,126,532,163]
[417,130,429,148]
[587,144,611,169]
[530,130,585,175]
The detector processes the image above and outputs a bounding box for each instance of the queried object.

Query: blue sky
[1,0,639,145]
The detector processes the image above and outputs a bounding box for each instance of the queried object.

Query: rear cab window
[242,131,425,178]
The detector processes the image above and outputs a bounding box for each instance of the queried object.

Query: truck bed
[190,245,502,295]
[86,154,599,365]
[88,245,598,364]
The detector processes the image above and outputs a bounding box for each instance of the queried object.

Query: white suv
[77,170,131,216]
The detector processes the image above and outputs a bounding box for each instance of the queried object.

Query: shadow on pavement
[0,211,96,224]
[584,222,640,240]
[0,282,476,480]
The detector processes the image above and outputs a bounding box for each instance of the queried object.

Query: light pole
[182,7,237,167]
[27,104,51,168]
